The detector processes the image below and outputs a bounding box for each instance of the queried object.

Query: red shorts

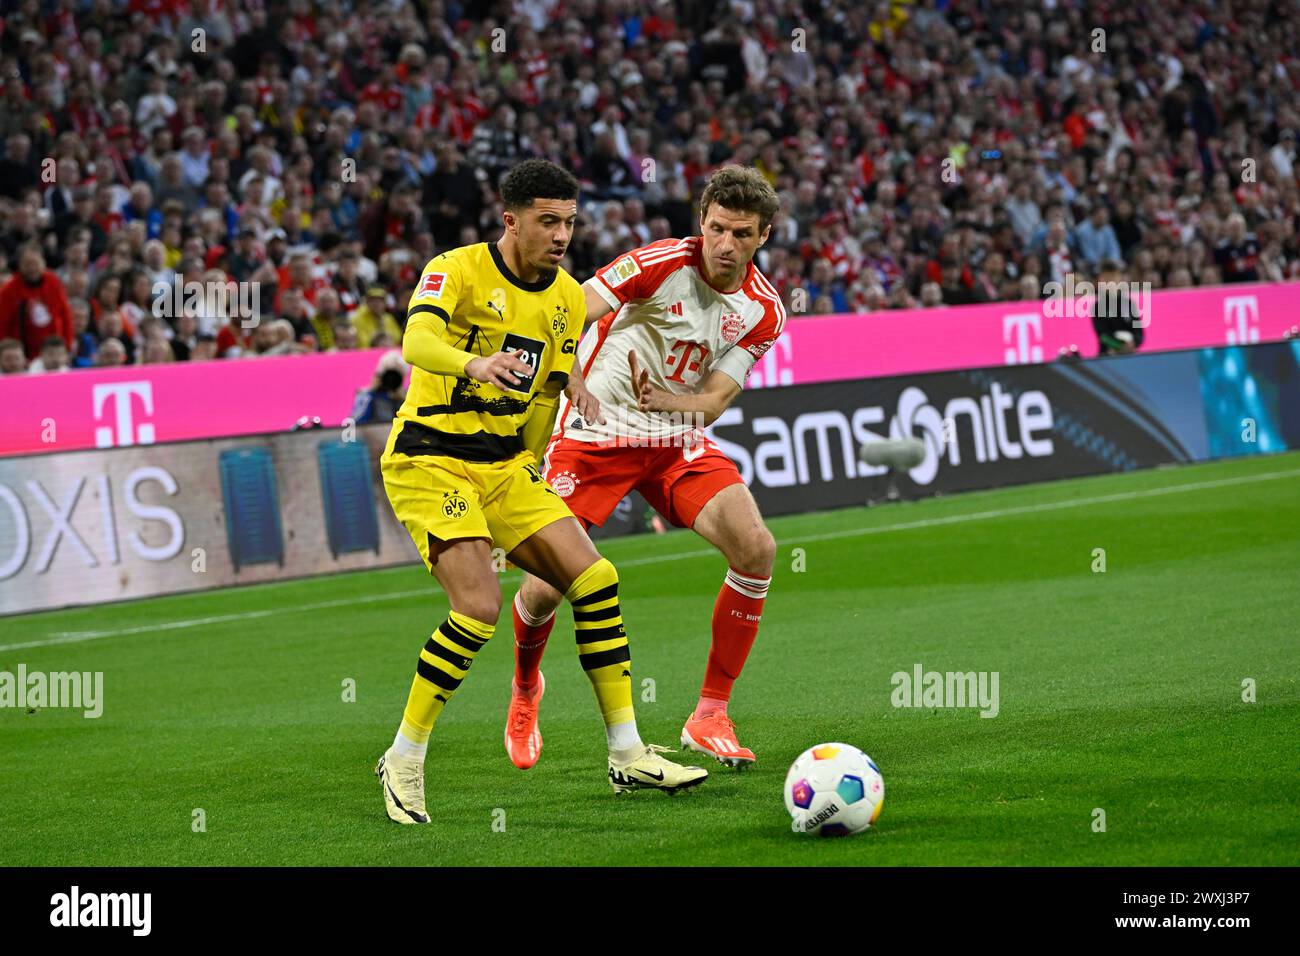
[543,434,745,530]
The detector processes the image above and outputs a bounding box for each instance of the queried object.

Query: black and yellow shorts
[381,428,575,569]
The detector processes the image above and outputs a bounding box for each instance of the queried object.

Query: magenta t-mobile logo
[1002,313,1043,364]
[93,382,156,448]
[1223,295,1260,345]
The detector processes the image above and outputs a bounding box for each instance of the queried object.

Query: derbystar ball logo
[805,801,841,830]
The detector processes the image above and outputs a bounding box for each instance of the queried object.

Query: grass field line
[7,464,1297,653]
[777,464,1300,545]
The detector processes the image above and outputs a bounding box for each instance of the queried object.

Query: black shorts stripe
[424,637,473,672]
[571,604,622,623]
[442,619,487,650]
[416,656,463,692]
[574,623,625,645]
[571,582,619,607]
[579,643,631,672]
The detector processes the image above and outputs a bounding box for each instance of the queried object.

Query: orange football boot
[681,711,755,767]
[504,672,545,769]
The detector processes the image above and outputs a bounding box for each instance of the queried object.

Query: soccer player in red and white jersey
[505,166,786,769]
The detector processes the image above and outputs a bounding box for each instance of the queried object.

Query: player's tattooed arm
[629,351,741,427]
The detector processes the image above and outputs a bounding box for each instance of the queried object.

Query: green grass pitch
[2,452,1298,866]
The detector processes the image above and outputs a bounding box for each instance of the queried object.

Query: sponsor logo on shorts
[442,491,469,519]
[550,470,579,497]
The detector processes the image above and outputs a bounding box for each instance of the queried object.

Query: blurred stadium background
[1,0,1299,870]
[0,0,1297,376]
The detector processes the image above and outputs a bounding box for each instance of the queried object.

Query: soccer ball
[784,742,884,837]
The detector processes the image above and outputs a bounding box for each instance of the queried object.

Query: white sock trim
[605,720,642,753]
[392,729,428,762]
[724,568,770,600]
[514,590,557,628]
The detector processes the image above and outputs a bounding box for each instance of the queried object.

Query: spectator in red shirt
[0,243,74,360]
[360,64,405,114]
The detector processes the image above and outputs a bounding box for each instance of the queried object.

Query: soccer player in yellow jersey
[375,160,707,824]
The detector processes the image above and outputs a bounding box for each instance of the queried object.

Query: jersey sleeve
[402,254,474,377]
[406,253,463,330]
[586,239,692,310]
[713,285,787,388]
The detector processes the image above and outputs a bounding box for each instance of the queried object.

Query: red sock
[698,567,769,709]
[512,592,555,693]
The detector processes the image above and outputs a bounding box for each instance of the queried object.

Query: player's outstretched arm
[629,350,741,427]
[402,319,533,388]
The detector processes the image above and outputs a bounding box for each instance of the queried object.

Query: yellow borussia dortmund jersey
[390,242,584,462]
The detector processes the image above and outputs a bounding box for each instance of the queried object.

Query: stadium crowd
[0,0,1297,374]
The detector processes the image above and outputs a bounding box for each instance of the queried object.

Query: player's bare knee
[520,573,563,618]
[454,592,502,626]
[734,526,776,576]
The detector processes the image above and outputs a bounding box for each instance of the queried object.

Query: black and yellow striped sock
[567,558,635,730]
[398,610,495,746]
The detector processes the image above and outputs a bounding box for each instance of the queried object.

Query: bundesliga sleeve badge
[601,255,641,288]
[417,272,446,298]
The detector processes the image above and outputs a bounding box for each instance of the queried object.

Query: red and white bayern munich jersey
[558,236,786,445]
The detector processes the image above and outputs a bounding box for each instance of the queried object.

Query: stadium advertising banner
[4,282,1296,459]
[0,424,417,617]
[4,342,1298,615]
[0,349,388,459]
[715,341,1300,516]
[746,281,1300,388]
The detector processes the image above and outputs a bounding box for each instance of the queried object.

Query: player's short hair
[699,165,780,232]
[499,159,580,211]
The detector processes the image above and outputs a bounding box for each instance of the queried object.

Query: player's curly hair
[699,165,781,231]
[499,159,580,210]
